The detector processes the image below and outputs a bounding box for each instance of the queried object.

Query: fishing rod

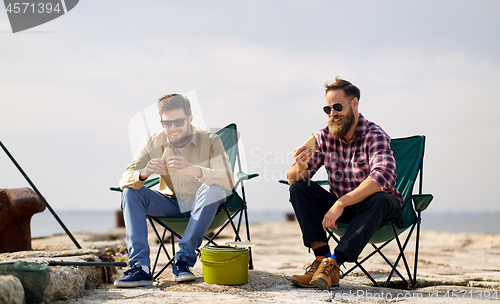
[47,261,127,267]
[1,261,128,267]
[0,140,82,249]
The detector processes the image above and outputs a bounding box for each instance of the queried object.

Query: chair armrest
[232,172,259,193]
[237,172,259,181]
[109,176,161,193]
[109,186,122,192]
[401,194,433,213]
[278,179,328,186]
[144,177,160,188]
[410,194,433,212]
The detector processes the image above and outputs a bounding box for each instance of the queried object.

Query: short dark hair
[324,76,360,101]
[157,94,192,116]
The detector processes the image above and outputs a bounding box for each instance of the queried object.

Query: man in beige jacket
[114,94,233,287]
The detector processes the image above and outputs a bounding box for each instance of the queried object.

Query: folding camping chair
[111,123,259,280]
[281,135,433,289]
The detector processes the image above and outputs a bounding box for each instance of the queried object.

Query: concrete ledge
[0,228,127,303]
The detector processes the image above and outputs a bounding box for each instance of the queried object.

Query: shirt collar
[189,125,202,148]
[353,113,368,138]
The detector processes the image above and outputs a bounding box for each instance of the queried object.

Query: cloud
[1,0,499,214]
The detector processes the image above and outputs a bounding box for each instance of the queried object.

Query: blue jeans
[122,184,225,267]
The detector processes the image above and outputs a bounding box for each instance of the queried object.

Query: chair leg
[147,218,185,280]
[413,212,422,288]
[243,207,254,269]
[327,228,415,288]
[326,229,380,286]
[151,228,167,276]
[153,256,175,280]
[374,243,412,288]
[342,239,392,277]
[148,218,172,277]
[218,208,253,270]
[384,224,416,288]
[224,209,242,242]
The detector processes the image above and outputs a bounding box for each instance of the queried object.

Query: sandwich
[301,134,316,152]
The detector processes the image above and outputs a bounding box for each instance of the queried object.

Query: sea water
[30,209,500,238]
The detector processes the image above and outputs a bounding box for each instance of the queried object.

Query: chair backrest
[214,123,246,211]
[215,123,239,174]
[390,135,426,227]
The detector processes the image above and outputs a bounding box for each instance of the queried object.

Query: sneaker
[310,257,340,290]
[290,256,324,288]
[172,260,195,282]
[114,264,153,288]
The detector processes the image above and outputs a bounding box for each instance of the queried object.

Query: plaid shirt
[307,114,403,204]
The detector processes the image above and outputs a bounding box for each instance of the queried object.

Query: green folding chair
[281,135,433,288]
[111,123,259,280]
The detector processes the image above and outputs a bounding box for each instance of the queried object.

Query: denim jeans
[122,184,225,267]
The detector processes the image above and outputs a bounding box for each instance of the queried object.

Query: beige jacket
[119,125,234,202]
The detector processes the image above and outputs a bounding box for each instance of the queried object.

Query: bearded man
[286,77,403,290]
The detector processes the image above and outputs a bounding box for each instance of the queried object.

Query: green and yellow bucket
[199,245,249,285]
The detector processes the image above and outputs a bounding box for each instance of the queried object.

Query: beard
[328,106,355,139]
[166,125,192,148]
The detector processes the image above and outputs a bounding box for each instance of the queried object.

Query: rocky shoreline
[1,221,500,303]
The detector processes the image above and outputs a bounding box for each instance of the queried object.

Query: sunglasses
[323,97,354,115]
[160,115,190,128]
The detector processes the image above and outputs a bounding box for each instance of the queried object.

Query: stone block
[0,188,45,253]
[0,275,24,304]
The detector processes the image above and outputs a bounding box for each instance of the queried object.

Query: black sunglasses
[160,115,190,128]
[323,97,354,115]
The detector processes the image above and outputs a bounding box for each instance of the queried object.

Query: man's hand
[287,145,315,184]
[322,203,344,231]
[166,156,202,178]
[293,145,314,170]
[140,158,166,180]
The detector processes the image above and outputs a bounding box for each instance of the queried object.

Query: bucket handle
[199,251,248,267]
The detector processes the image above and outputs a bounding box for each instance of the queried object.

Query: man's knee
[289,179,310,196]
[196,184,224,206]
[364,192,395,208]
[122,187,139,202]
[197,184,222,195]
[123,187,147,201]
[122,187,156,209]
[289,179,319,206]
[358,192,401,220]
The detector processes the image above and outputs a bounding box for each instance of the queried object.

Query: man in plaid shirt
[287,77,403,290]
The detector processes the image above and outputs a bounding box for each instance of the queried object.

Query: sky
[1,0,499,215]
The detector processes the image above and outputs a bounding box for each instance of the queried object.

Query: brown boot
[310,257,340,290]
[290,256,324,288]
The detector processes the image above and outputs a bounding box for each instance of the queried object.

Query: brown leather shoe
[290,256,324,288]
[310,257,340,290]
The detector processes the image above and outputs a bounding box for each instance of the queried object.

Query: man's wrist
[296,162,308,171]
[334,199,347,209]
[195,166,203,178]
[139,170,149,181]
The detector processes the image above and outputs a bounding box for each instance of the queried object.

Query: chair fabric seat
[332,222,411,245]
[150,209,235,236]
[148,191,242,236]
